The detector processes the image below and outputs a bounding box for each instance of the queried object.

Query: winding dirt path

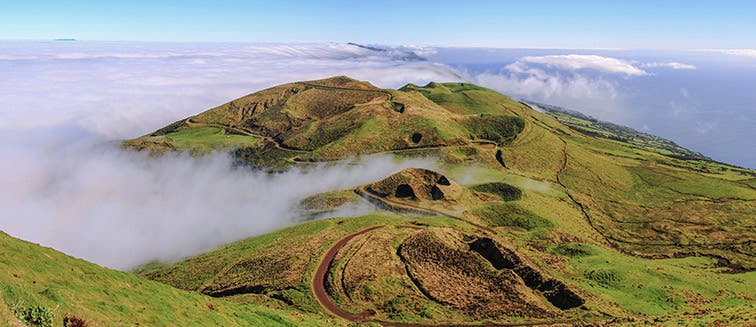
[312,225,384,323]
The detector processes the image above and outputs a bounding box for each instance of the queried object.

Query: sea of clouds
[1,41,753,270]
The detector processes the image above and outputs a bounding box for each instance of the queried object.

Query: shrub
[64,316,88,327]
[470,182,522,201]
[584,269,624,287]
[551,243,595,257]
[16,304,54,327]
[461,114,525,145]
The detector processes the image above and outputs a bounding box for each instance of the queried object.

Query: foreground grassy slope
[0,231,334,326]
[144,214,590,325]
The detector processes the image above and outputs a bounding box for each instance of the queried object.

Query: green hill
[0,230,335,326]
[4,76,754,326]
[124,76,525,170]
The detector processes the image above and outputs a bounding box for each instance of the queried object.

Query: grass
[461,115,525,146]
[130,77,754,271]
[548,242,755,321]
[143,214,487,323]
[400,82,525,115]
[165,127,258,154]
[231,143,295,171]
[0,231,333,326]
[125,77,529,165]
[469,182,522,201]
[472,203,553,230]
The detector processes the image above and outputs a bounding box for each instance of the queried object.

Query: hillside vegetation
[0,231,334,326]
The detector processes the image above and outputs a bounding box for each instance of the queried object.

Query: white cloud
[642,62,697,70]
[457,54,699,122]
[0,132,435,269]
[457,54,639,121]
[697,49,756,57]
[510,54,648,76]
[467,69,626,121]
[0,41,459,140]
[0,42,434,62]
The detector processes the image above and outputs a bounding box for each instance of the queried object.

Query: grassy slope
[535,101,713,162]
[0,231,334,326]
[143,214,488,324]
[144,212,755,325]
[165,126,259,154]
[432,86,756,269]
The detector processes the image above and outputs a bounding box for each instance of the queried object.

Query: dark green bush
[16,304,54,327]
[461,114,525,145]
[470,182,522,201]
[584,269,624,287]
[551,243,595,257]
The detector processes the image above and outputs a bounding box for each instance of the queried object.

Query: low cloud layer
[510,54,648,76]
[455,54,700,123]
[642,61,696,70]
[0,41,459,140]
[697,48,756,57]
[460,55,629,121]
[0,132,433,269]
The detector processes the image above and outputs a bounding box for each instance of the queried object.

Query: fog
[0,134,434,269]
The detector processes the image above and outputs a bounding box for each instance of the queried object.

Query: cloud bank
[697,48,756,57]
[642,61,697,70]
[455,54,633,121]
[0,134,433,269]
[451,53,700,124]
[509,54,648,76]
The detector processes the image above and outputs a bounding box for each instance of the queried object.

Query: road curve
[312,225,384,323]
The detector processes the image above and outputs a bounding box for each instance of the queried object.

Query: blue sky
[2,0,755,48]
